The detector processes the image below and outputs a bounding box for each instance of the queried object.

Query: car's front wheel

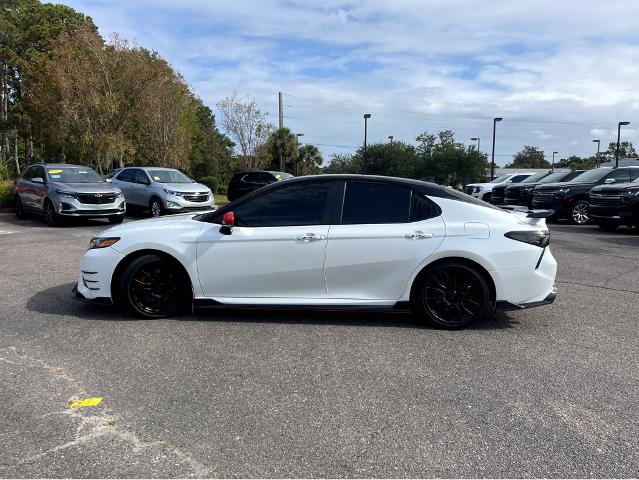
[119,254,191,318]
[413,262,491,329]
[44,199,62,227]
[570,200,590,225]
[15,195,27,220]
[149,197,163,217]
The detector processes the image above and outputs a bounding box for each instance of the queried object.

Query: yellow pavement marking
[69,397,103,408]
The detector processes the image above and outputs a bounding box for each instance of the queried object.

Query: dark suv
[532,167,639,224]
[504,170,584,208]
[589,177,639,230]
[227,171,293,201]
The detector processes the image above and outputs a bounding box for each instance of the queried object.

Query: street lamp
[470,137,480,152]
[592,139,600,167]
[295,133,304,175]
[552,151,558,171]
[388,135,393,145]
[363,113,371,174]
[616,121,630,168]
[490,118,502,181]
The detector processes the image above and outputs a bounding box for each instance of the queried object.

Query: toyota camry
[75,175,558,328]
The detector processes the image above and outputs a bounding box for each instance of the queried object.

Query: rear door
[113,169,137,204]
[324,181,445,301]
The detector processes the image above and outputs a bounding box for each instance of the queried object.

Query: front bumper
[504,196,531,207]
[589,204,637,224]
[496,288,558,311]
[532,197,566,216]
[76,246,124,300]
[163,196,215,213]
[56,196,126,217]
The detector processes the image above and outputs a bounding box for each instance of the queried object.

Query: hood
[153,182,211,193]
[100,213,199,236]
[590,182,638,194]
[536,181,595,191]
[51,182,122,194]
[507,182,540,191]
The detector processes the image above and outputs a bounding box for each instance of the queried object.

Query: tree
[356,141,418,178]
[602,141,637,162]
[555,155,596,170]
[265,127,298,173]
[296,144,323,175]
[506,146,549,169]
[324,152,361,174]
[216,92,272,171]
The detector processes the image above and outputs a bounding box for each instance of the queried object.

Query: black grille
[76,193,117,204]
[183,193,210,202]
[590,194,622,206]
[534,192,557,202]
[492,186,506,196]
[505,188,522,200]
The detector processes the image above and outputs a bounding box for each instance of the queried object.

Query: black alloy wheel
[414,262,491,328]
[149,197,163,217]
[15,196,26,220]
[120,254,191,318]
[44,199,60,227]
[570,200,590,225]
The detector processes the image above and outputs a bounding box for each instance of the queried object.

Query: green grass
[0,181,13,209]
[215,194,229,208]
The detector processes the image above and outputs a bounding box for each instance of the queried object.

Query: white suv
[464,173,536,203]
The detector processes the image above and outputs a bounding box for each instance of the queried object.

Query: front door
[324,181,445,301]
[197,181,336,300]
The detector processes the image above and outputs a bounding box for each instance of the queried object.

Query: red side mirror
[222,211,235,226]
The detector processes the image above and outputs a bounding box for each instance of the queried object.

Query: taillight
[504,230,550,248]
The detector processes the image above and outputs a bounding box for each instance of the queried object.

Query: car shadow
[27,282,519,331]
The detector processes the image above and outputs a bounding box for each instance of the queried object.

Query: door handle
[405,231,434,240]
[296,233,325,242]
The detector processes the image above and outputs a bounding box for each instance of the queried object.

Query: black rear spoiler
[500,206,555,218]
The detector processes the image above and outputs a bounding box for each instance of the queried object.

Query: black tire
[118,254,191,319]
[412,261,492,329]
[44,199,62,227]
[570,200,590,225]
[15,195,27,220]
[596,221,620,232]
[108,215,124,225]
[149,197,163,217]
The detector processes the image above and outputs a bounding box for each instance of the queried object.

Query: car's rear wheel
[15,195,27,220]
[570,200,590,225]
[44,199,61,227]
[119,254,191,319]
[108,215,124,224]
[413,262,491,329]
[149,197,163,217]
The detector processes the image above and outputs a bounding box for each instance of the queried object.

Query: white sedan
[75,175,558,328]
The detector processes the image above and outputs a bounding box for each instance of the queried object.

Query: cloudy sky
[62,0,639,165]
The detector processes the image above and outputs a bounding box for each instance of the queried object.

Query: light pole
[295,133,304,176]
[388,135,393,145]
[363,113,371,174]
[470,137,480,152]
[616,121,630,168]
[490,117,502,181]
[592,139,600,167]
[552,151,558,171]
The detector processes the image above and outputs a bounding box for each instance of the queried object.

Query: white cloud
[62,0,639,163]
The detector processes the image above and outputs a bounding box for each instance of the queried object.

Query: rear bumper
[496,288,558,311]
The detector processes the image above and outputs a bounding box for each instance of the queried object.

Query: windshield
[147,169,193,183]
[521,172,549,183]
[539,171,570,183]
[47,167,103,183]
[269,171,294,180]
[568,168,610,183]
[490,174,512,183]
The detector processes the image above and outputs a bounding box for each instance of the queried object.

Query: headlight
[88,237,120,249]
[474,186,481,193]
[163,189,183,196]
[622,188,639,202]
[554,188,568,198]
[55,189,76,198]
[115,191,124,198]
[522,186,535,196]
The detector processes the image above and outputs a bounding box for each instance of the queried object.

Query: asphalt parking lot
[0,213,637,478]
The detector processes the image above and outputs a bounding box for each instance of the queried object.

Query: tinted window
[560,171,584,182]
[521,172,549,183]
[233,182,333,227]
[510,174,531,183]
[607,169,631,183]
[22,166,36,180]
[570,168,610,183]
[134,169,150,184]
[258,172,274,183]
[116,169,134,182]
[409,193,440,222]
[26,166,45,181]
[631,169,639,181]
[342,182,410,224]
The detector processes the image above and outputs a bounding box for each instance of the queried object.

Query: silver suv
[14,163,125,226]
[111,167,214,217]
